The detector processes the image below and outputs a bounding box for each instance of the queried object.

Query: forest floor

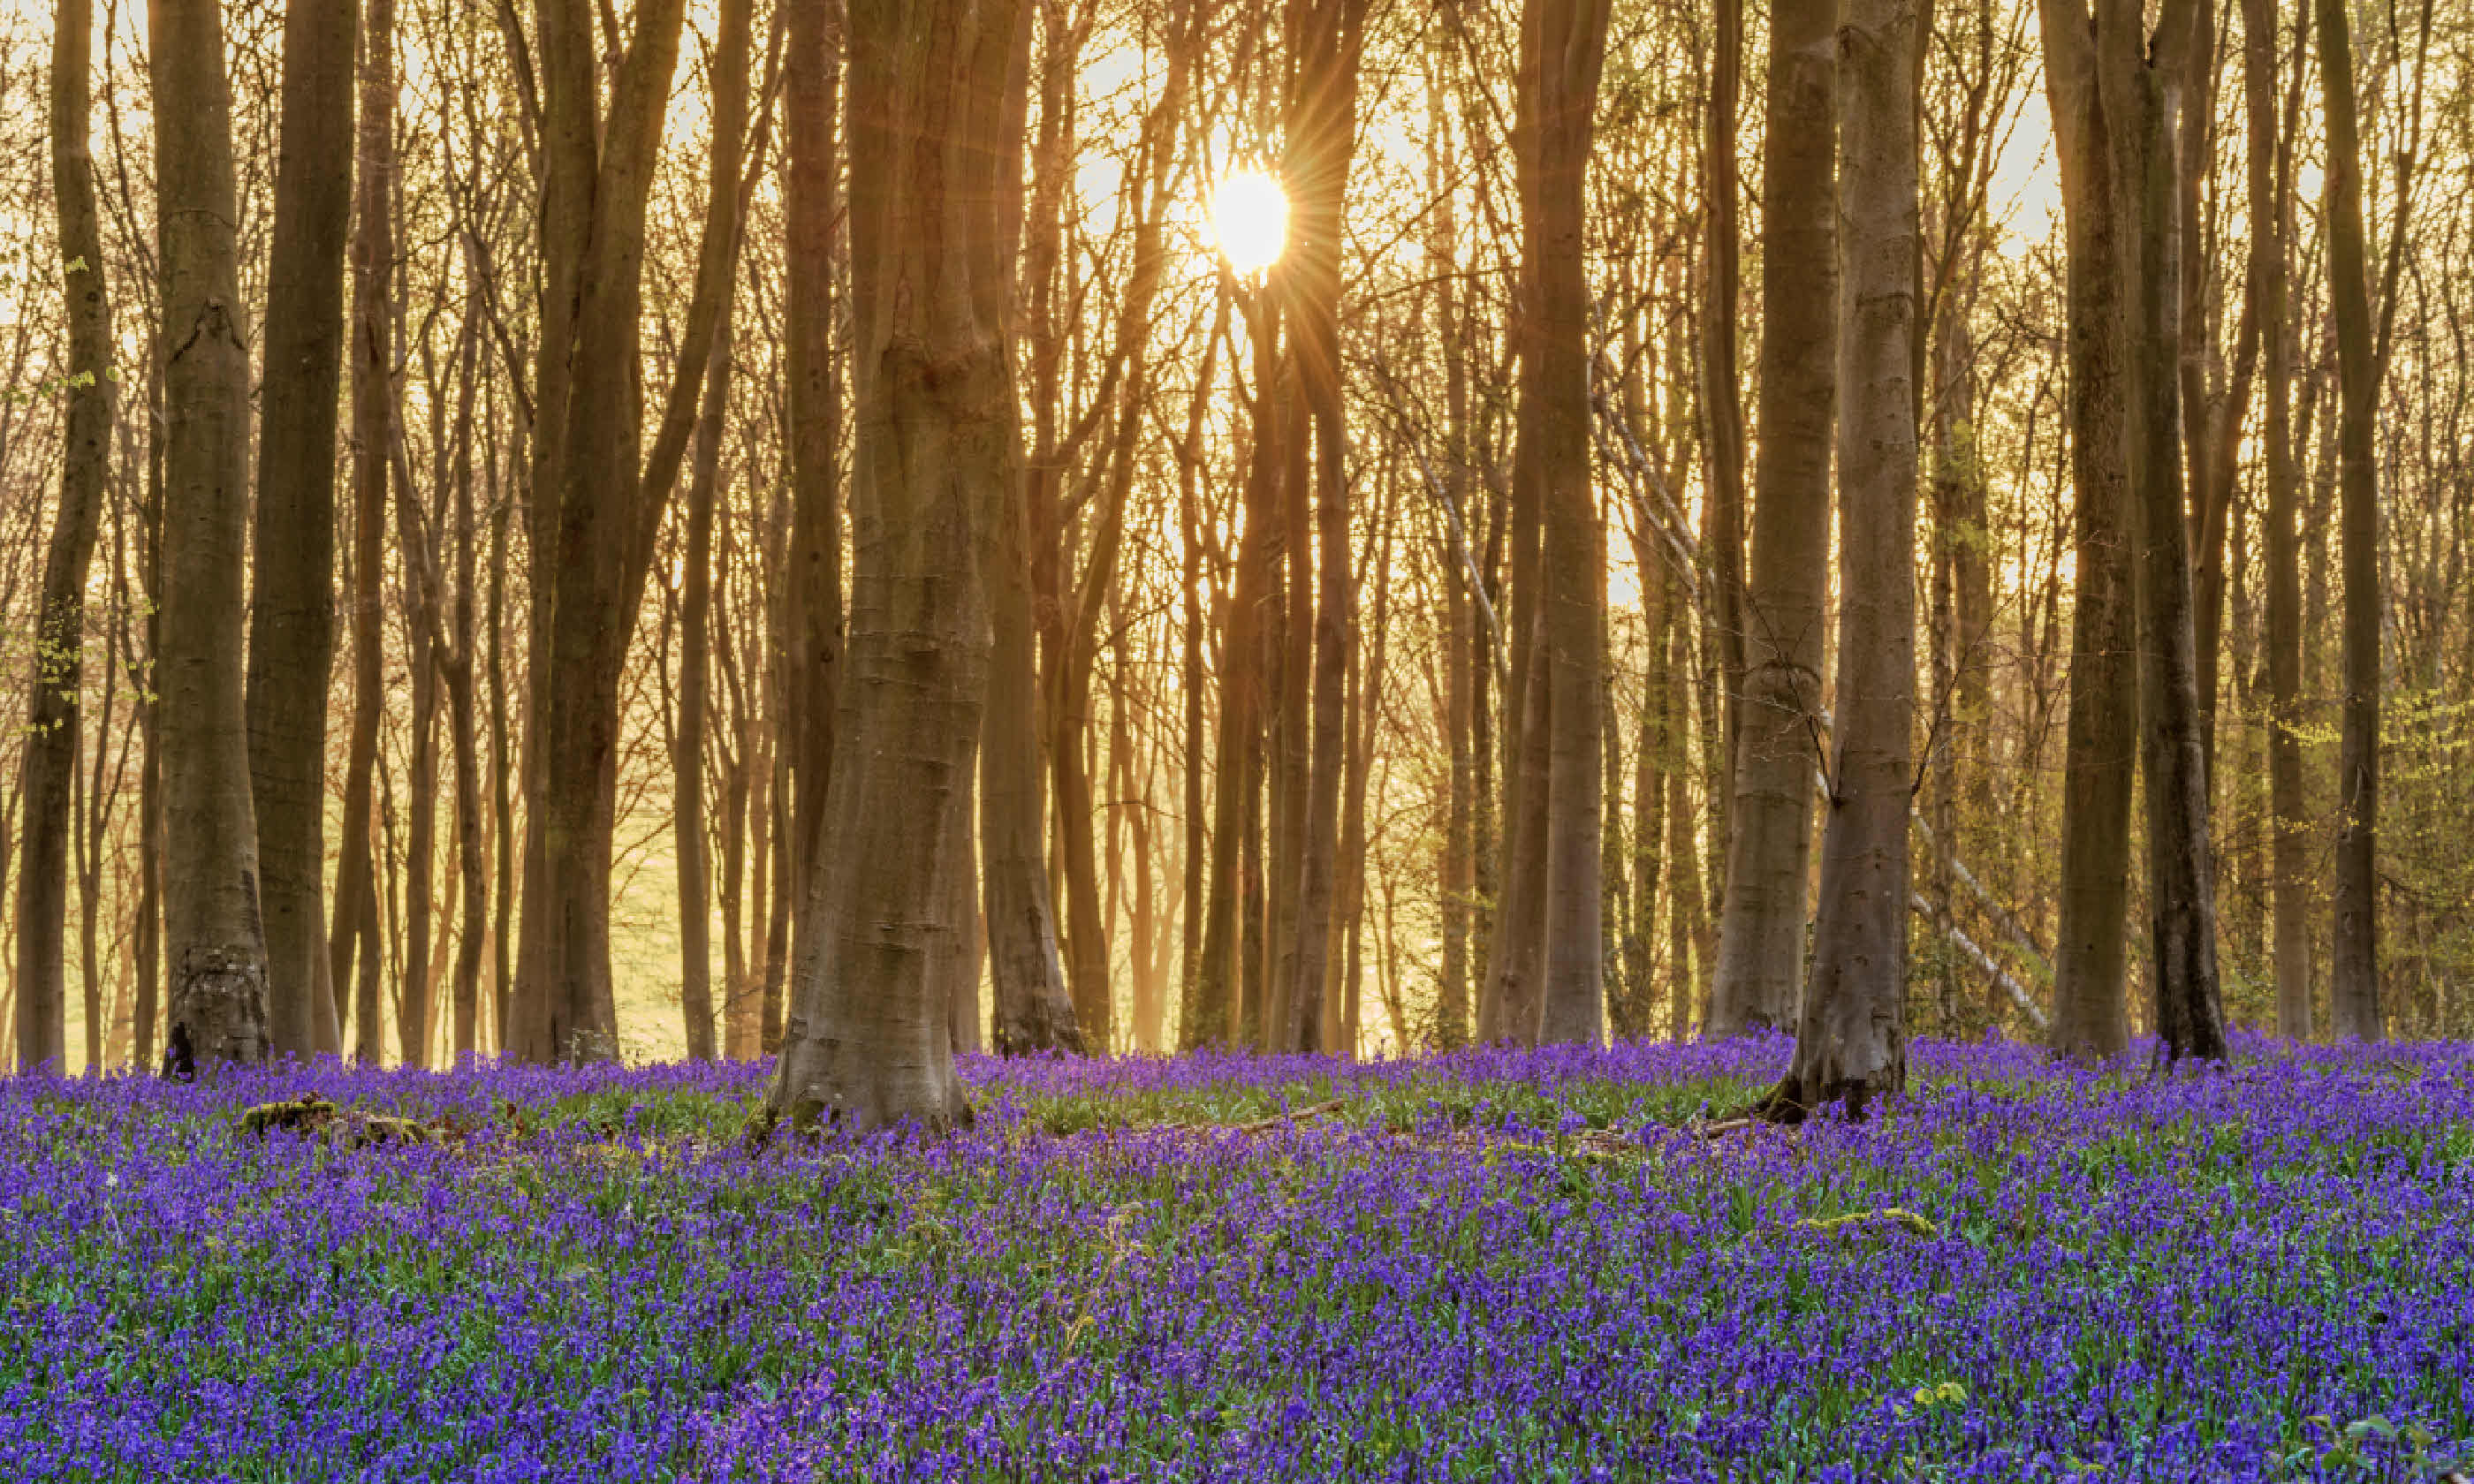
[4,1034,2470,1481]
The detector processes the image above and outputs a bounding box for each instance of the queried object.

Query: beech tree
[15,0,116,1071]
[768,0,1025,1130]
[153,0,270,1068]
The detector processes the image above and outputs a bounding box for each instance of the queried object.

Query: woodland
[0,0,2470,1102]
[4,0,2474,1474]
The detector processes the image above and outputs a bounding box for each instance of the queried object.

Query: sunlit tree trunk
[1711,0,1836,1039]
[246,0,353,1060]
[2318,0,2383,1042]
[1770,0,1916,1117]
[16,0,117,1071]
[769,0,1023,1132]
[153,0,269,1069]
[1282,0,1372,1056]
[1524,0,1613,1047]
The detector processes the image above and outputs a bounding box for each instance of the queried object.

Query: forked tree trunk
[1771,0,1917,1117]
[2038,0,2136,1060]
[153,0,269,1069]
[2318,0,2383,1042]
[1711,0,1836,1039]
[16,0,116,1071]
[2094,0,2227,1064]
[246,0,353,1059]
[768,0,1023,1132]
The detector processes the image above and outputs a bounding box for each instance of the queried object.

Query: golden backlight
[1210,169,1289,276]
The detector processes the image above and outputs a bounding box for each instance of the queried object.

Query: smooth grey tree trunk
[153,0,270,1069]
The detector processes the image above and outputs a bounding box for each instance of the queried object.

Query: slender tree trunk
[247,0,355,1060]
[2038,0,2136,1059]
[2250,0,2310,1039]
[1772,0,1917,1117]
[16,0,116,1071]
[333,0,394,1065]
[675,307,730,1062]
[153,0,269,1069]
[782,0,845,1061]
[1702,0,1749,851]
[2318,0,2382,1041]
[1280,0,1372,1057]
[1711,0,1836,1038]
[520,0,688,1062]
[768,0,1023,1132]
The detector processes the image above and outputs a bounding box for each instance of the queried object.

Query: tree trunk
[768,0,1023,1133]
[676,306,731,1061]
[1525,0,1613,1048]
[1279,0,1372,1058]
[2249,0,2310,1039]
[2318,0,2382,1042]
[2038,0,2136,1059]
[153,0,269,1070]
[520,0,689,1062]
[1772,0,1917,1117]
[16,0,116,1071]
[246,0,355,1060]
[2096,0,2227,1064]
[1711,0,1836,1038]
[782,0,845,1063]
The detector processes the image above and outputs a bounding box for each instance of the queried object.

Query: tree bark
[153,0,270,1069]
[2250,0,2310,1039]
[1524,0,1613,1047]
[782,0,845,1060]
[2318,0,2383,1042]
[1772,0,1917,1117]
[2094,0,2227,1064]
[245,0,354,1060]
[2038,0,2136,1060]
[768,0,1023,1132]
[1711,0,1836,1038]
[16,0,117,1071]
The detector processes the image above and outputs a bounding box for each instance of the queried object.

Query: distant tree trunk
[520,0,689,1062]
[2038,0,2136,1059]
[1701,0,1749,849]
[1189,294,1281,1050]
[2318,0,2382,1042]
[153,0,269,1068]
[1711,0,1835,1038]
[443,321,489,1062]
[1435,255,1474,1050]
[1524,0,1613,1047]
[782,0,845,1060]
[16,0,116,1071]
[981,0,1082,1058]
[983,410,1084,1056]
[675,309,729,1062]
[332,0,394,1066]
[247,0,355,1060]
[1280,0,1372,1057]
[1770,0,1917,1117]
[768,0,1022,1132]
[2251,0,2311,1039]
[2095,0,2227,1064]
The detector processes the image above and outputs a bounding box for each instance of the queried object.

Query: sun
[1210,169,1289,276]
